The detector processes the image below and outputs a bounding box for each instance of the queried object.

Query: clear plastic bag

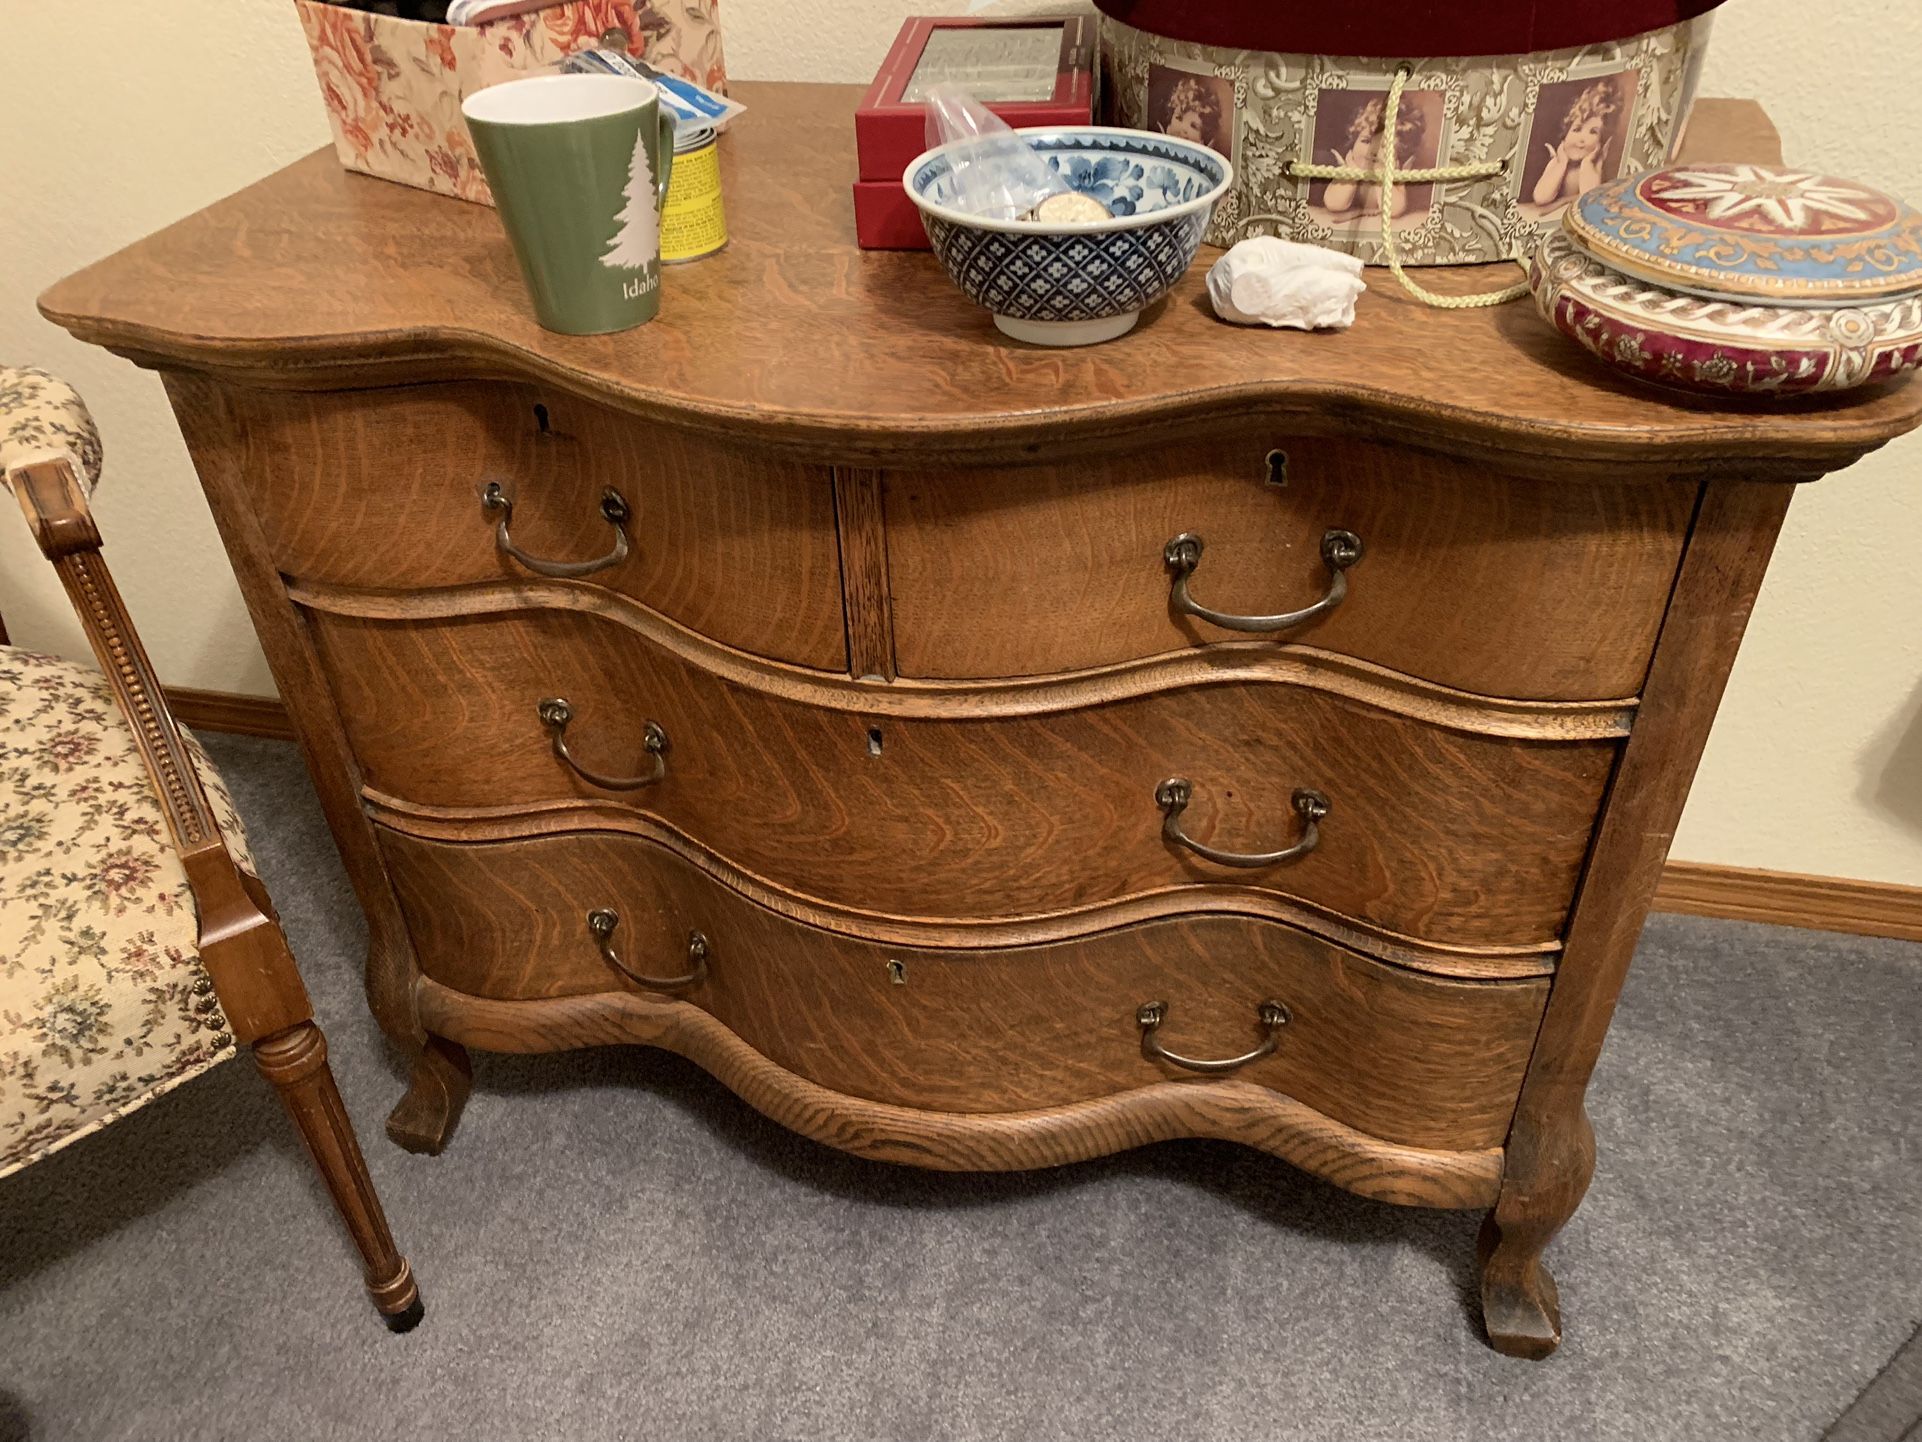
[923,83,1070,221]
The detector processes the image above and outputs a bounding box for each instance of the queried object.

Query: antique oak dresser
[42,84,1922,1357]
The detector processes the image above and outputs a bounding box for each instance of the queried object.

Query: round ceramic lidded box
[1529,163,1922,396]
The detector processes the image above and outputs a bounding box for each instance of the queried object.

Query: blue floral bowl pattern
[904,128,1233,346]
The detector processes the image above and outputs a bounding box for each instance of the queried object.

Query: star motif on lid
[1567,162,1922,304]
[1646,164,1895,234]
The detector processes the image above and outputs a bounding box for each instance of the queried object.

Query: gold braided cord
[1268,65,1531,310]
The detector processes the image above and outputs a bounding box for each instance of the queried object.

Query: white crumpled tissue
[1207,237,1367,331]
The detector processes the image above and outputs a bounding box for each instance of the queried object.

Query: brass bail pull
[483,481,632,579]
[1136,999,1290,1075]
[587,908,709,991]
[1156,780,1328,869]
[1165,527,1362,634]
[539,697,668,791]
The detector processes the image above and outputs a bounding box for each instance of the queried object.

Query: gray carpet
[2,734,1918,1442]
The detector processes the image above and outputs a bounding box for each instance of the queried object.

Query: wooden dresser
[42,85,1921,1357]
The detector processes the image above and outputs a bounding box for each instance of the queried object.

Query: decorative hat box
[1530,163,1922,396]
[1096,0,1726,263]
[853,15,1097,251]
[293,0,727,206]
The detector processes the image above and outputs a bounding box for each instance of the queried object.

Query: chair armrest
[8,456,314,1040]
[10,457,224,852]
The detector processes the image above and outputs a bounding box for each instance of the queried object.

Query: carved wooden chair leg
[387,1033,474,1156]
[256,1021,423,1330]
[1477,1107,1596,1358]
[5,376,423,1331]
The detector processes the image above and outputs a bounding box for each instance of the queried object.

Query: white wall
[1,0,1918,884]
[0,1,318,697]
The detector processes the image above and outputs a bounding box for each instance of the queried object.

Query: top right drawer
[882,434,1696,700]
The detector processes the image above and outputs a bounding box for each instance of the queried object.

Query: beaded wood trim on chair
[9,459,220,852]
[59,552,217,849]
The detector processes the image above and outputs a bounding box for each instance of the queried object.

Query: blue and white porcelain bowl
[904,127,1234,346]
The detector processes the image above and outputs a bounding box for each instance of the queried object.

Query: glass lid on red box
[1563,163,1922,306]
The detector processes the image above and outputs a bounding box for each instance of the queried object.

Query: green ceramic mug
[463,74,677,335]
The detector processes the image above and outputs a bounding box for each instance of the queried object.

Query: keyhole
[886,960,906,985]
[532,403,551,435]
[1265,449,1288,487]
[867,726,884,758]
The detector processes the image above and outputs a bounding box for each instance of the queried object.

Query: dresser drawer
[378,827,1548,1150]
[311,607,1613,951]
[883,435,1696,699]
[223,381,848,671]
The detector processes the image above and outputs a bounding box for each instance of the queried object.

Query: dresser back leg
[255,1021,423,1330]
[387,1032,474,1156]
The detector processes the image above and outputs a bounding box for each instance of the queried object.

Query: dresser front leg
[1477,1106,1595,1359]
[386,1033,473,1155]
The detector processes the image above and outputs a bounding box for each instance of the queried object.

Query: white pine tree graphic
[601,129,659,271]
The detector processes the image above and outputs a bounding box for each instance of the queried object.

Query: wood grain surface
[225,380,847,671]
[305,605,1614,949]
[363,788,1558,977]
[885,434,1696,698]
[833,467,897,681]
[1479,478,1799,1358]
[38,89,1920,472]
[290,575,1635,741]
[164,374,431,1058]
[417,974,1504,1206]
[382,826,1547,1152]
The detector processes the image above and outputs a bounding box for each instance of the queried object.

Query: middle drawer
[310,608,1613,951]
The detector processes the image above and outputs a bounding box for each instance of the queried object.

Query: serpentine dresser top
[42,84,1922,1357]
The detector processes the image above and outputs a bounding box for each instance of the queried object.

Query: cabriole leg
[1478,1107,1595,1358]
[386,1032,473,1156]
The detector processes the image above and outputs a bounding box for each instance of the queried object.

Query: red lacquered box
[853,15,1095,250]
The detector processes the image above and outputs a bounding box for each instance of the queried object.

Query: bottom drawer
[378,827,1547,1152]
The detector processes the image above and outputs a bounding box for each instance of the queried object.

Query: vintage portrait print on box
[1103,12,1712,261]
[1303,80,1449,236]
[1145,58,1238,162]
[1518,70,1642,221]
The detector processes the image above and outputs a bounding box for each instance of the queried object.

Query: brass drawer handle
[539,697,667,790]
[1137,999,1290,1076]
[483,481,631,578]
[587,909,708,990]
[1164,528,1362,633]
[1157,779,1328,869]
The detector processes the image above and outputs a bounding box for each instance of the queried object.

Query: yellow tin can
[661,126,727,264]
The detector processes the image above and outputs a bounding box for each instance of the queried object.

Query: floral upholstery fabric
[0,648,257,1179]
[294,0,726,205]
[0,367,103,495]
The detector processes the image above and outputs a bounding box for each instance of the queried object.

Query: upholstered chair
[0,365,420,1330]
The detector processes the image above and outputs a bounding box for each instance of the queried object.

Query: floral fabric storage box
[295,0,727,205]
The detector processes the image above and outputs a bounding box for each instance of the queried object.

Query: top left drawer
[224,381,849,672]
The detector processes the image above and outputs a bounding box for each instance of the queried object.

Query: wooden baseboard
[161,688,1922,945]
[164,686,298,742]
[1651,860,1922,944]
